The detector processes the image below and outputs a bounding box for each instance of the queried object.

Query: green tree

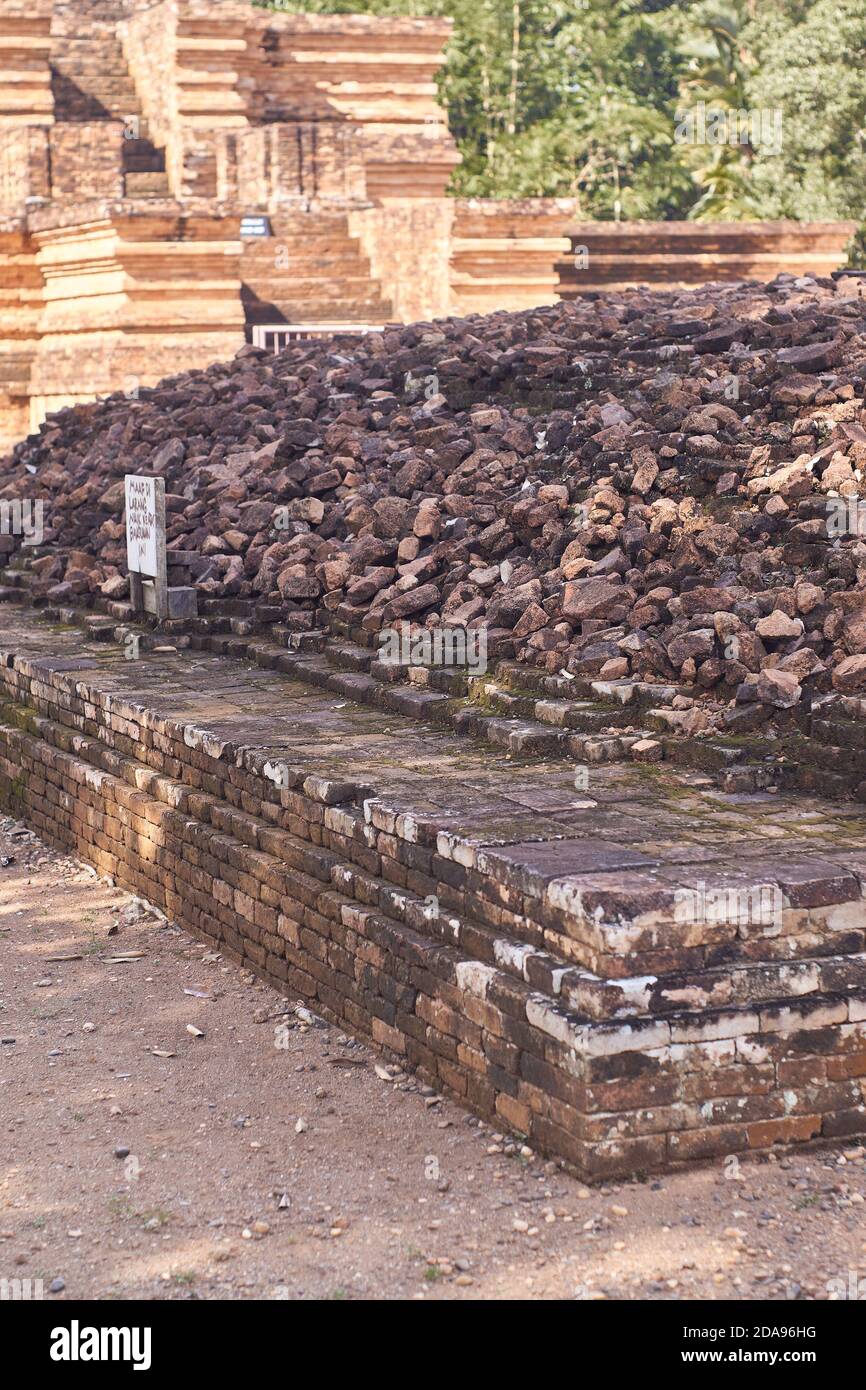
[741,0,866,220]
[672,1,764,219]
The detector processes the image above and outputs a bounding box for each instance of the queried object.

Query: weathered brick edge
[2,646,866,1179]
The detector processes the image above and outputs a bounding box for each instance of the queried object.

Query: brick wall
[49,124,125,200]
[0,0,53,128]
[234,123,368,207]
[1,628,865,1179]
[0,129,50,214]
[0,222,41,453]
[559,219,858,292]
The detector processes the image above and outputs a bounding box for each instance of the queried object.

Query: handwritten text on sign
[125,475,159,575]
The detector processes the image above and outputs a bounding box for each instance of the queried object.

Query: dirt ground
[1,815,865,1302]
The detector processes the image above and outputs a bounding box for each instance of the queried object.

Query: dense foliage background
[258,0,866,226]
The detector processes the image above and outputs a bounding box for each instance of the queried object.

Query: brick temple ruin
[2,3,866,1183]
[0,0,857,453]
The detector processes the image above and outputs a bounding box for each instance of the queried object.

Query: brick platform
[2,603,866,1178]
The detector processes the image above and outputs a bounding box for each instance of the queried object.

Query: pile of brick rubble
[3,272,866,736]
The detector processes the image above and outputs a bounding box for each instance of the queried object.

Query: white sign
[240,215,272,238]
[125,474,159,575]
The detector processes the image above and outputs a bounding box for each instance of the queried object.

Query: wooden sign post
[125,474,168,621]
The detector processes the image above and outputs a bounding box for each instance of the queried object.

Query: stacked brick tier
[452,200,574,314]
[0,220,42,450]
[0,0,54,128]
[120,3,458,204]
[557,220,858,294]
[25,199,245,430]
[47,0,168,202]
[240,9,459,201]
[2,604,866,1179]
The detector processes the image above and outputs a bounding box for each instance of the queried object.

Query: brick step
[779,734,866,779]
[699,726,866,796]
[242,274,383,298]
[242,239,372,258]
[778,759,864,801]
[494,660,685,708]
[124,172,171,196]
[242,253,375,273]
[241,242,378,263]
[436,692,648,758]
[52,89,139,104]
[50,51,130,61]
[51,95,138,110]
[468,679,644,732]
[243,234,370,249]
[810,717,866,755]
[50,36,131,51]
[51,67,136,88]
[660,735,755,774]
[266,217,373,235]
[243,300,393,325]
[243,276,389,298]
[123,154,167,173]
[568,950,866,1021]
[51,96,140,119]
[51,65,135,82]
